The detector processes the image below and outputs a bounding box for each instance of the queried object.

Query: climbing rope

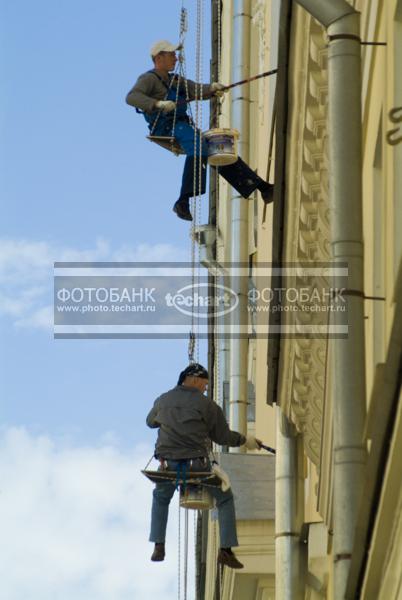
[172,6,190,139]
[148,68,178,137]
[213,0,223,433]
[188,0,204,365]
[195,0,203,365]
[180,1,204,593]
[180,3,205,597]
[149,5,190,154]
[213,8,225,596]
[178,500,181,600]
[183,509,189,599]
[211,0,225,451]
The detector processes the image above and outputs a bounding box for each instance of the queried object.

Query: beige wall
[205,2,277,598]
[206,0,402,598]
[268,0,401,597]
[360,0,402,594]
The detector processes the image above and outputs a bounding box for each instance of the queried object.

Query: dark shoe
[258,182,274,204]
[173,198,193,221]
[217,548,244,569]
[151,543,165,562]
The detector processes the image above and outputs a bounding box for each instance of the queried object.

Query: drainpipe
[276,410,305,599]
[229,0,251,445]
[293,1,367,598]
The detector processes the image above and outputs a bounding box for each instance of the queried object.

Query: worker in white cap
[126,40,273,221]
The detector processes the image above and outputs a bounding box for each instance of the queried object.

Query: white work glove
[155,100,176,113]
[210,82,227,97]
[244,435,262,450]
[212,463,231,492]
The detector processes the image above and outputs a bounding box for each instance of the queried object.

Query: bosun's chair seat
[146,135,186,156]
[142,469,222,488]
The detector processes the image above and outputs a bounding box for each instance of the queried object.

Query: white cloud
[15,305,54,330]
[0,427,196,600]
[0,238,188,330]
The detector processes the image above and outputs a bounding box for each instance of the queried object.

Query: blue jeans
[149,114,266,200]
[152,118,207,198]
[149,458,239,548]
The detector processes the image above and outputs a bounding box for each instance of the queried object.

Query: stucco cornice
[278,13,331,471]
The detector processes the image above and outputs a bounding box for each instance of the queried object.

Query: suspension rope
[149,69,177,137]
[188,331,196,364]
[195,0,203,364]
[193,511,198,594]
[214,0,223,433]
[188,0,204,364]
[213,9,224,593]
[183,509,189,600]
[182,3,205,597]
[150,5,189,151]
[180,3,204,596]
[175,4,189,137]
[178,498,181,600]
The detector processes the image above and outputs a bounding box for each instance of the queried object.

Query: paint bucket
[179,485,214,510]
[204,128,240,166]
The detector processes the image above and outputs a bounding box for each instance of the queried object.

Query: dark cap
[177,363,209,385]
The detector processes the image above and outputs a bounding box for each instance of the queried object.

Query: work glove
[244,435,262,450]
[212,463,231,492]
[155,100,176,113]
[211,82,227,97]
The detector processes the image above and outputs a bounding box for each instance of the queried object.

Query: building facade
[199,0,402,598]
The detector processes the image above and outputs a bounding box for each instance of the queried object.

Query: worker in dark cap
[146,363,262,568]
[126,40,273,221]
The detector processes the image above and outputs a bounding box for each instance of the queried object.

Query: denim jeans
[150,114,266,200]
[149,458,239,548]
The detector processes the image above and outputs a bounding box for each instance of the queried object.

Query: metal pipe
[275,410,304,599]
[293,2,367,597]
[229,0,251,444]
[327,13,367,600]
[295,0,355,27]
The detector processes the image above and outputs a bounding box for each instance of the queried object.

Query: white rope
[149,67,178,137]
[188,0,204,364]
[183,509,189,600]
[180,2,206,596]
[144,455,154,470]
[196,0,204,364]
[214,0,223,432]
[178,499,181,600]
[176,5,189,136]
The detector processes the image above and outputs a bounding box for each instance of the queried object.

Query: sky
[0,1,212,597]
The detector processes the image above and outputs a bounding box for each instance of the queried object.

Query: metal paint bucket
[204,128,240,166]
[179,486,214,510]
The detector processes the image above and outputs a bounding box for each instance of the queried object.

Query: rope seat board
[146,135,186,155]
[142,469,222,488]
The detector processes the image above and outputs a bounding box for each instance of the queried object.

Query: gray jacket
[126,69,214,114]
[146,385,246,459]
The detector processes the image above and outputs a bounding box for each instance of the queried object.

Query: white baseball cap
[150,40,181,58]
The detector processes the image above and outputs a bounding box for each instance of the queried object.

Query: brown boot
[217,548,244,569]
[151,543,165,562]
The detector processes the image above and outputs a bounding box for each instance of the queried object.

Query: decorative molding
[278,15,331,471]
